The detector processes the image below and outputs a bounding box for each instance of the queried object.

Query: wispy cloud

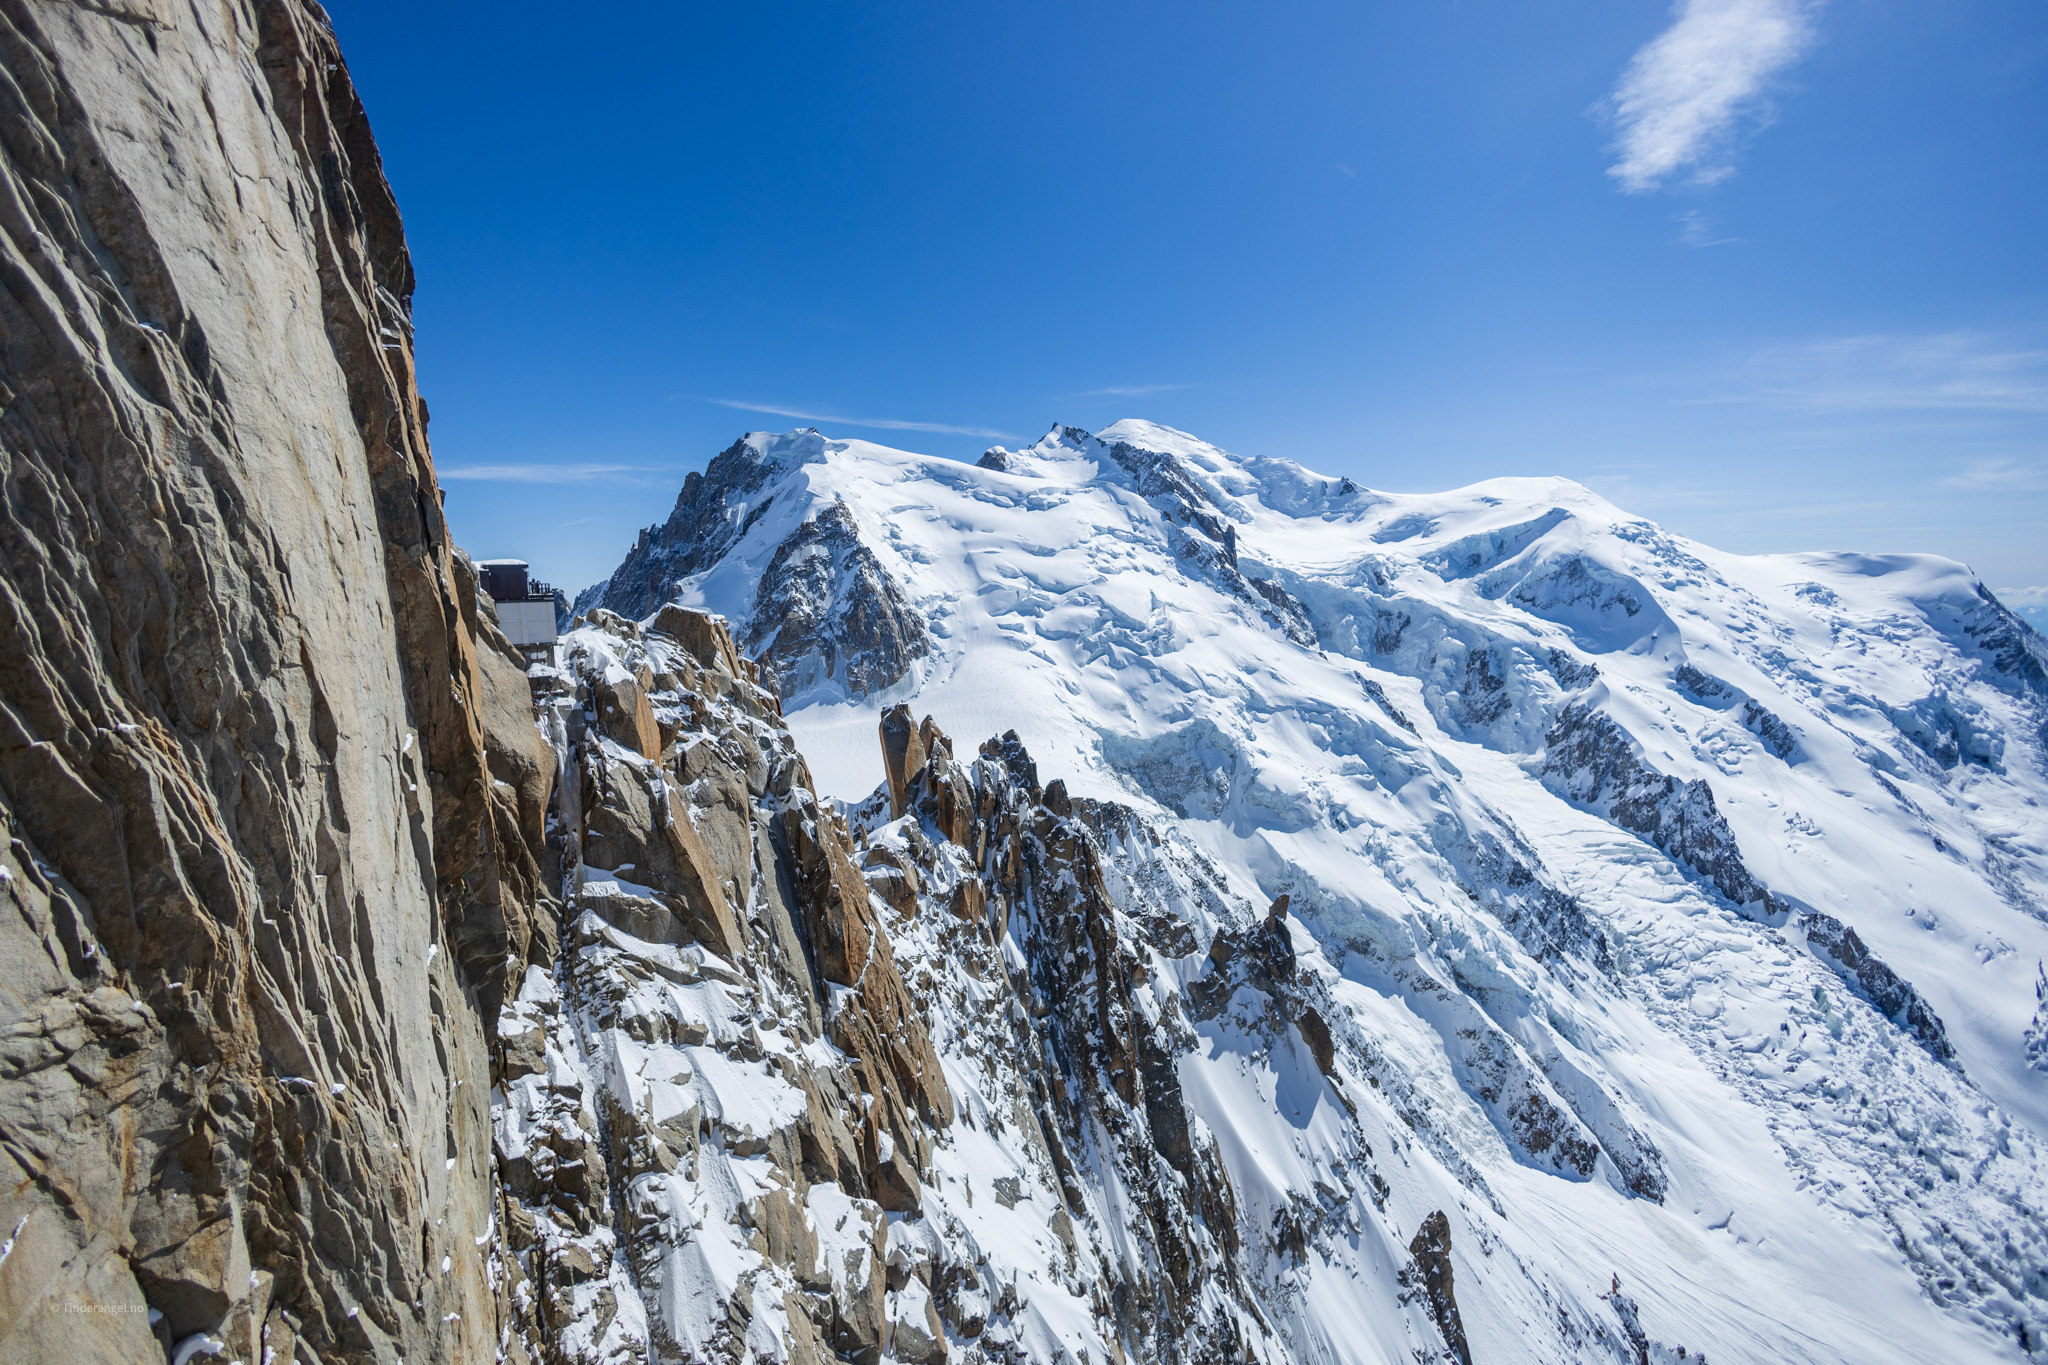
[1674,209,1740,248]
[1946,458,2047,492]
[438,463,663,484]
[703,398,1011,439]
[1079,383,1190,397]
[1604,0,1818,194]
[1741,332,2048,413]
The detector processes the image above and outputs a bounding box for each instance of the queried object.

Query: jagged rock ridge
[508,608,1525,1364]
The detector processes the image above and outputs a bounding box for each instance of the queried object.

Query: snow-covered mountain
[570,418,2048,1362]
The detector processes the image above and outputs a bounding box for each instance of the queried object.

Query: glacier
[555,418,2048,1363]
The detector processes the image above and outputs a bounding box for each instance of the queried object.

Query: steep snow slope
[586,420,2048,1361]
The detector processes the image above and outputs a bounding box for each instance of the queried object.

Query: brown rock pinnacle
[880,704,928,819]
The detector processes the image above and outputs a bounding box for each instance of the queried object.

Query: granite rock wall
[0,4,550,1359]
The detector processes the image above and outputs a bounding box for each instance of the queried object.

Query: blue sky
[329,1,2047,624]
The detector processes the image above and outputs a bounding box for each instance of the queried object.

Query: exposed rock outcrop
[744,499,929,700]
[1543,702,1779,914]
[1948,585,2048,697]
[2026,965,2048,1075]
[503,611,965,1362]
[1675,663,1800,760]
[860,716,1285,1362]
[1605,1276,1652,1365]
[0,4,548,1361]
[1800,911,1957,1066]
[576,434,929,703]
[575,435,788,623]
[1401,1212,1471,1365]
[1543,703,1958,1070]
[1092,431,1318,647]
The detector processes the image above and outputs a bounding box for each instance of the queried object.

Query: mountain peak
[1094,416,1228,462]
[568,416,2048,1362]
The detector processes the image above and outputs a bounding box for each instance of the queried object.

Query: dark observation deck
[477,558,559,658]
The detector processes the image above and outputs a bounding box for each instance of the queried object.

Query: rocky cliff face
[0,5,549,1361]
[505,607,957,1362]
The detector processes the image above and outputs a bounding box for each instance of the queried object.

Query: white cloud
[1742,332,2048,413]
[1605,0,1818,193]
[1674,209,1740,248]
[704,398,1010,439]
[1946,458,2047,492]
[437,463,658,484]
